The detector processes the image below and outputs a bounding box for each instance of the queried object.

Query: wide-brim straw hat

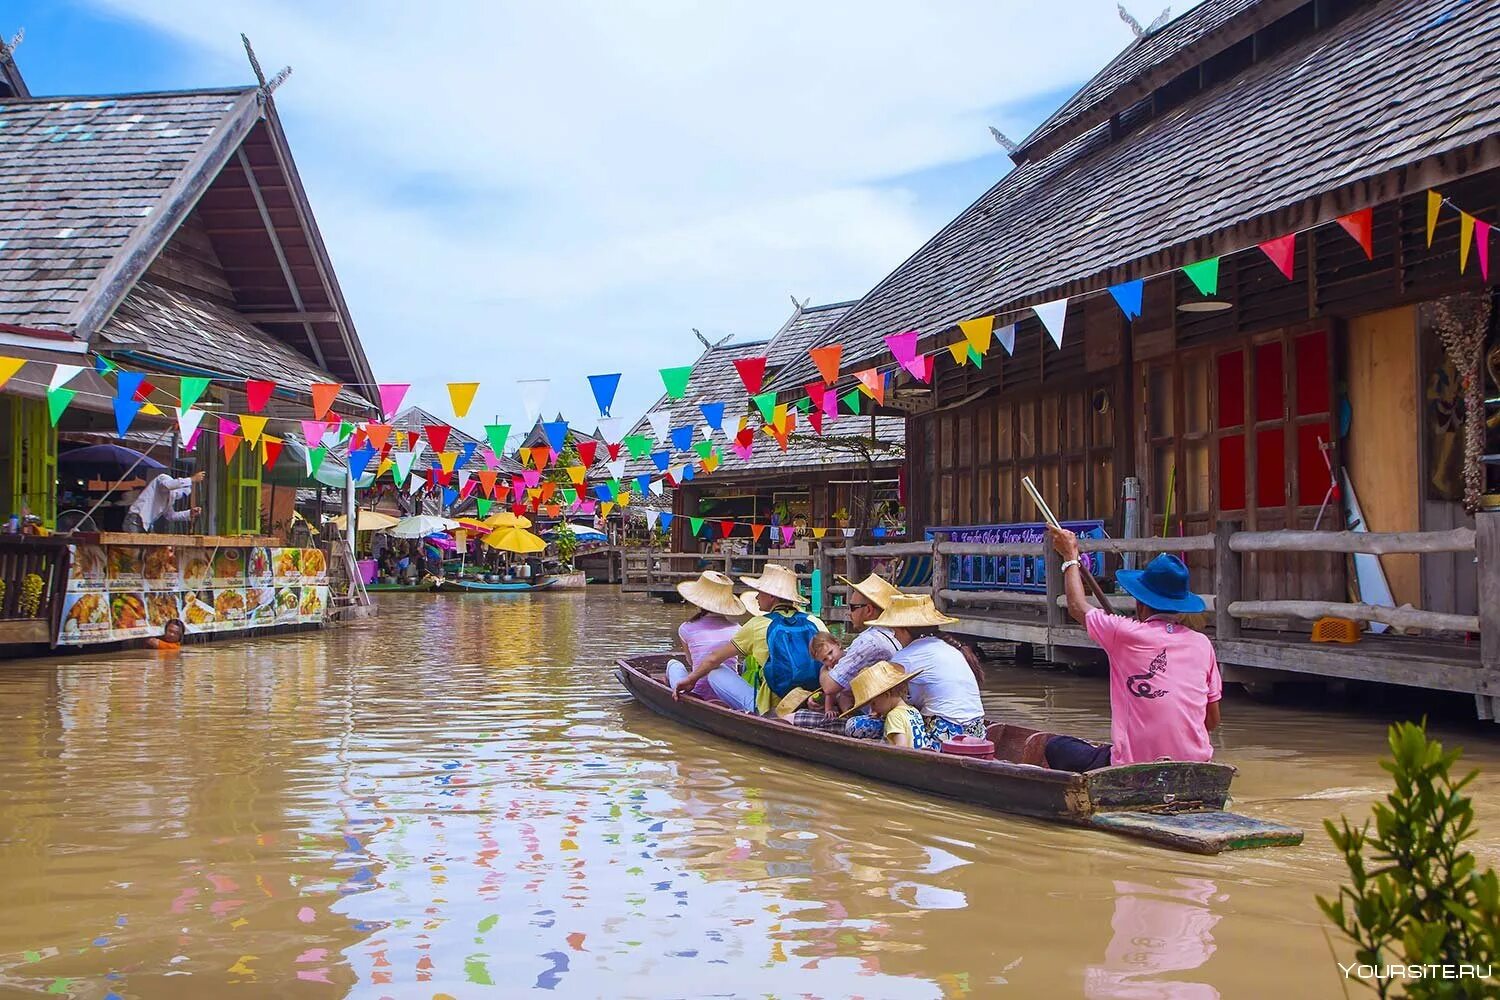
[836,573,904,610]
[841,660,926,718]
[739,563,807,606]
[676,570,746,617]
[773,686,817,718]
[868,594,959,629]
[740,590,766,617]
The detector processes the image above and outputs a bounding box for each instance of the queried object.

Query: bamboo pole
[1022,475,1114,614]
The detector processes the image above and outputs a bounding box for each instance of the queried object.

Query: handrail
[1227,600,1478,634]
[1229,528,1475,555]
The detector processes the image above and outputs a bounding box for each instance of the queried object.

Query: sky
[7,0,1196,437]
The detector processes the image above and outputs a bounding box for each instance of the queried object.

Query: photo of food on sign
[109,593,149,637]
[58,592,111,641]
[274,586,301,622]
[298,586,326,621]
[106,546,144,588]
[214,588,247,624]
[247,547,272,585]
[273,548,302,583]
[66,545,107,591]
[300,547,327,582]
[180,549,212,589]
[180,591,217,633]
[211,548,245,588]
[143,546,179,590]
[147,592,183,629]
[245,586,275,625]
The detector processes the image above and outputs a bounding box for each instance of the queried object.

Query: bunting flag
[457,470,472,494]
[1032,299,1069,349]
[606,458,626,481]
[180,376,211,411]
[177,407,205,444]
[442,487,459,509]
[239,414,269,447]
[484,424,511,457]
[733,356,768,395]
[809,344,842,384]
[853,368,884,404]
[475,498,493,518]
[780,526,795,546]
[649,479,665,497]
[606,442,622,461]
[623,434,653,460]
[50,364,83,391]
[94,355,116,376]
[699,401,725,431]
[772,403,791,432]
[812,526,827,539]
[718,519,735,538]
[841,388,862,415]
[599,501,615,518]
[457,440,478,468]
[113,393,143,437]
[348,445,377,480]
[261,435,283,469]
[1427,190,1442,248]
[0,356,24,393]
[647,411,671,441]
[659,366,694,400]
[670,425,694,452]
[518,379,549,427]
[1259,234,1297,280]
[808,410,824,434]
[392,450,416,484]
[595,417,623,443]
[1182,257,1220,296]
[566,465,587,485]
[561,487,577,505]
[693,440,713,460]
[1336,207,1374,259]
[681,464,695,482]
[701,450,720,473]
[885,331,923,379]
[588,373,622,416]
[446,381,480,419]
[438,451,459,474]
[730,439,754,461]
[336,421,354,444]
[377,383,409,419]
[968,345,984,367]
[1107,279,1144,320]
[651,450,670,471]
[218,416,239,439]
[997,322,1017,355]
[958,316,994,355]
[644,509,660,530]
[245,379,275,412]
[311,383,341,420]
[752,391,777,423]
[1477,220,1493,281]
[947,340,970,366]
[1459,212,1476,273]
[301,420,328,447]
[542,420,569,454]
[220,432,242,462]
[425,424,451,453]
[478,469,499,495]
[689,517,705,537]
[409,474,427,497]
[631,474,650,497]
[577,440,598,466]
[307,446,327,477]
[364,423,392,452]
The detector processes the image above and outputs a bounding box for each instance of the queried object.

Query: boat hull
[433,578,559,593]
[616,653,1302,853]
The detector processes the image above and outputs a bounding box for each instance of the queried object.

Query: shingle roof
[775,0,1500,390]
[0,90,246,330]
[624,302,903,482]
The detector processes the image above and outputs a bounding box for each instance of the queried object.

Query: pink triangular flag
[300,419,328,447]
[1477,220,1492,281]
[378,383,410,419]
[217,416,240,439]
[521,469,541,488]
[1258,233,1296,280]
[884,331,924,379]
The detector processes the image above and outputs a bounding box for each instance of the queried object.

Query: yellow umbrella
[481,525,546,553]
[482,511,533,529]
[328,509,400,532]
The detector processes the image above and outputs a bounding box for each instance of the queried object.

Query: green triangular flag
[484,424,511,456]
[693,440,713,460]
[475,497,493,518]
[794,396,812,413]
[752,391,777,423]
[560,488,577,505]
[1182,257,1221,296]
[47,386,76,425]
[179,375,211,410]
[307,446,327,477]
[659,365,693,400]
[609,478,621,499]
[623,434,653,459]
[968,345,984,368]
[337,421,354,444]
[840,389,862,415]
[690,516,705,536]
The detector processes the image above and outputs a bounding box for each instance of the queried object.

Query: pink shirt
[679,614,739,698]
[1085,610,1221,766]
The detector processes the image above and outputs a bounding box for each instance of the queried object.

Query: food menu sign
[58,544,329,645]
[925,520,1106,592]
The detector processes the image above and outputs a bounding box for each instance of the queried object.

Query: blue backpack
[762,611,822,697]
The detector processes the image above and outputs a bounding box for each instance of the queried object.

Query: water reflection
[1,589,1499,996]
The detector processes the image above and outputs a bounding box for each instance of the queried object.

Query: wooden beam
[243,310,340,324]
[236,147,327,371]
[1227,600,1478,634]
[1230,528,1475,555]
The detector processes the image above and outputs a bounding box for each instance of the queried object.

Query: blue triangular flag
[588,373,622,417]
[682,464,695,481]
[348,445,378,480]
[457,440,478,468]
[594,484,612,501]
[115,370,145,401]
[442,487,458,508]
[1107,279,1144,321]
[670,425,694,452]
[635,474,651,496]
[651,450,670,472]
[113,394,144,437]
[699,402,725,431]
[542,420,569,455]
[659,512,674,530]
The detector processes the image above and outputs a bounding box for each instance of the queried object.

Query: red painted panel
[1254,341,1284,423]
[1256,428,1285,508]
[1216,350,1245,429]
[1219,433,1246,511]
[1294,331,1331,416]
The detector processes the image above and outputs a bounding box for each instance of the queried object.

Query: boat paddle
[1021,475,1114,615]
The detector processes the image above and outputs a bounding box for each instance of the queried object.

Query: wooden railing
[620,550,814,594]
[0,535,71,646]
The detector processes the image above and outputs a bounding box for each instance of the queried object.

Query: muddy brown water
[2,589,1499,998]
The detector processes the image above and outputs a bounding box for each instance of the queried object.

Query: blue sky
[7,1,1191,435]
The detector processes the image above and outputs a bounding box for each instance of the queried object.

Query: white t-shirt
[891,635,984,724]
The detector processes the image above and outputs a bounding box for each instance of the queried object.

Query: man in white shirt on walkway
[124,471,204,533]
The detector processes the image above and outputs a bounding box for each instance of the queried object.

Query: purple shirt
[680,614,739,697]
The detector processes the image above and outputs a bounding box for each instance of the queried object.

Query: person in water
[819,573,904,717]
[673,564,826,713]
[842,661,938,751]
[1041,526,1222,772]
[664,571,746,704]
[147,618,185,650]
[859,595,987,743]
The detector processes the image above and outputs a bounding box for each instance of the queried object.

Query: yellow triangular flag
[447,382,479,418]
[378,457,394,479]
[238,413,268,447]
[140,401,164,416]
[600,501,615,517]
[947,341,970,366]
[517,447,532,468]
[1426,190,1442,248]
[772,403,789,432]
[438,450,458,474]
[812,526,827,539]
[702,452,720,473]
[0,356,24,392]
[1460,212,1476,273]
[958,315,993,355]
[617,491,631,507]
[566,465,586,485]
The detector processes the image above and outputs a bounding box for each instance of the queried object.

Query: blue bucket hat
[1114,554,1205,614]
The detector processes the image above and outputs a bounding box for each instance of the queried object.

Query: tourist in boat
[863,595,987,742]
[671,564,826,713]
[819,573,904,717]
[1041,527,1222,772]
[841,660,938,750]
[664,571,747,705]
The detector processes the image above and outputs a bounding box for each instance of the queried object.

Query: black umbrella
[59,444,166,471]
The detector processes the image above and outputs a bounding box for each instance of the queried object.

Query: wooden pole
[1477,511,1500,722]
[1214,519,1242,640]
[1022,475,1114,614]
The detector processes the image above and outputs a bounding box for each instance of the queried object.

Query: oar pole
[1022,476,1114,615]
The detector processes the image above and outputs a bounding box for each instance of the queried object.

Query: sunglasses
[848,602,873,611]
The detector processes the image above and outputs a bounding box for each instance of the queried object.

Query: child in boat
[809,633,846,714]
[147,618,184,651]
[842,661,938,750]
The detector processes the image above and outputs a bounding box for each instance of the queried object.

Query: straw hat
[773,686,817,718]
[868,594,958,629]
[739,563,807,605]
[739,590,766,617]
[841,660,926,718]
[836,573,904,610]
[676,570,746,617]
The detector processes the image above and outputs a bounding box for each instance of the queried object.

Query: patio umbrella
[60,444,166,472]
[482,511,532,529]
[390,514,460,538]
[481,525,546,553]
[328,509,400,532]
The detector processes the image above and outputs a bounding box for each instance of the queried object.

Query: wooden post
[1477,512,1500,722]
[1044,545,1064,629]
[930,533,948,611]
[814,542,832,619]
[1214,519,1242,641]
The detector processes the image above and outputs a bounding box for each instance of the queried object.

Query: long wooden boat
[366,580,437,593]
[616,654,1302,854]
[431,577,558,593]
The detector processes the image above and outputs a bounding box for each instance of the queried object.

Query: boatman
[1041,526,1222,772]
[124,470,204,533]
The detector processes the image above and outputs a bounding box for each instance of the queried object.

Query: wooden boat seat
[984,723,1054,765]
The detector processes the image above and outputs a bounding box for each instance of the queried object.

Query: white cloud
[89,0,1191,429]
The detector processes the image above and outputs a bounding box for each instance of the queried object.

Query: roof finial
[693,328,712,350]
[988,126,1018,153]
[4,28,23,54]
[1117,5,1171,38]
[241,33,292,104]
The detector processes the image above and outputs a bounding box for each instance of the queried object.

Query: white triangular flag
[606,459,626,480]
[841,527,856,538]
[668,465,686,482]
[647,411,671,442]
[997,323,1017,356]
[50,364,84,391]
[409,439,426,466]
[700,425,715,441]
[176,407,205,443]
[645,509,660,530]
[408,473,426,496]
[1032,299,1068,349]
[457,470,471,492]
[518,379,549,427]
[595,417,623,443]
[392,450,415,481]
[649,479,665,497]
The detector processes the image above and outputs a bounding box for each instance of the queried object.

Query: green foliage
[552,521,578,567]
[1318,720,1500,997]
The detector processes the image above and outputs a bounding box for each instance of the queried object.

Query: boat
[431,577,559,593]
[616,654,1302,855]
[543,571,588,590]
[366,581,436,593]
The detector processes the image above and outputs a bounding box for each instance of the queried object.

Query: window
[0,396,57,528]
[220,442,262,535]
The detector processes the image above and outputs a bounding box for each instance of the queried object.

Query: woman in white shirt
[869,595,987,742]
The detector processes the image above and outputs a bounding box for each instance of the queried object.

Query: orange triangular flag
[1426,190,1442,248]
[238,413,268,447]
[854,368,884,405]
[750,523,766,542]
[544,503,562,517]
[364,423,392,452]
[1459,212,1476,273]
[222,433,243,462]
[809,344,842,385]
[478,470,499,496]
[1336,207,1373,260]
[310,383,341,420]
[947,341,970,366]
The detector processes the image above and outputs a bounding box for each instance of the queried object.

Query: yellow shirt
[882,700,922,745]
[730,607,828,669]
